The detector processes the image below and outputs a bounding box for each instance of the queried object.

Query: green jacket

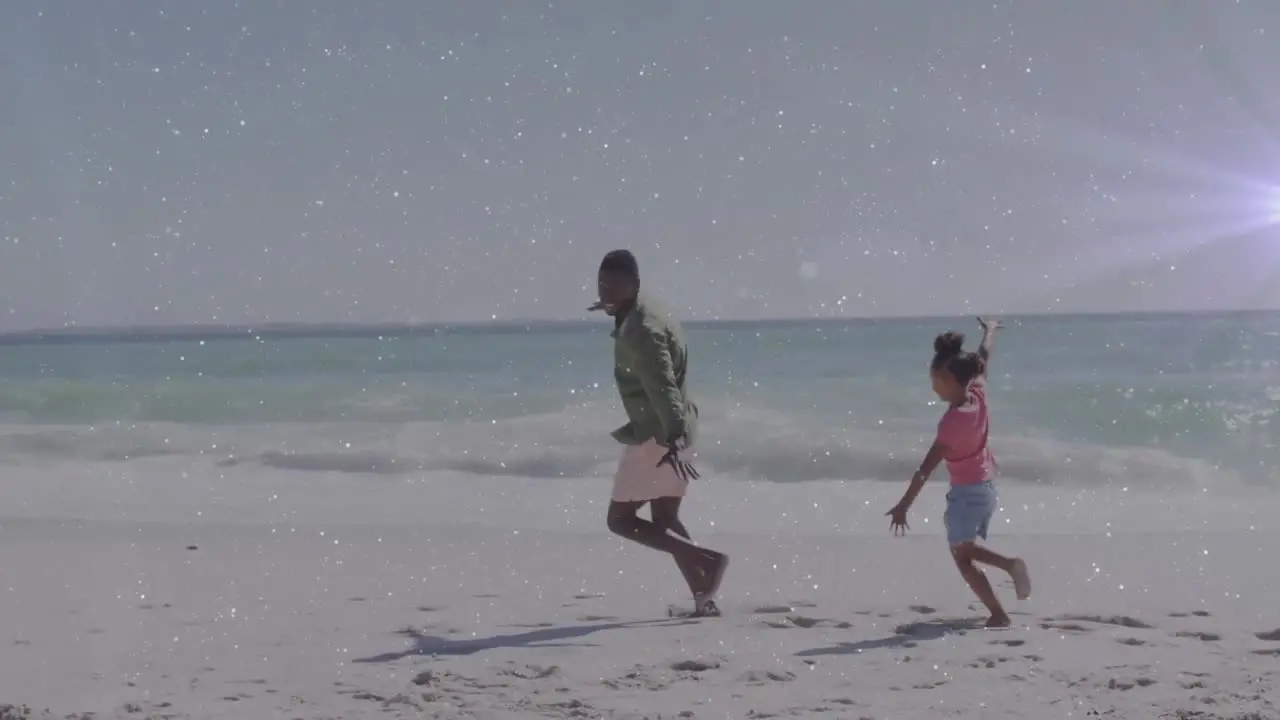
[609,294,698,446]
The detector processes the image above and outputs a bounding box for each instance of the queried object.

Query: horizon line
[1,307,1276,343]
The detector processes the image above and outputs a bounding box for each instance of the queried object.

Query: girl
[886,317,1031,628]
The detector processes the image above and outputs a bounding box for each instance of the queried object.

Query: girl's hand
[886,503,910,536]
[977,317,1004,332]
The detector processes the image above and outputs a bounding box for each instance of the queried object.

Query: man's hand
[886,503,910,536]
[656,435,700,482]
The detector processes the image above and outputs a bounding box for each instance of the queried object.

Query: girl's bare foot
[985,614,1012,628]
[1009,558,1031,600]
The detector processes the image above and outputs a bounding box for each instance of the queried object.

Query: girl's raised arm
[976,317,1003,372]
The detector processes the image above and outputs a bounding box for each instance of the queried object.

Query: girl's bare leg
[952,543,1010,627]
[968,546,1032,600]
[969,545,1013,572]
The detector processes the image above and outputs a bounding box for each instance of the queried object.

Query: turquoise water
[1,313,1277,488]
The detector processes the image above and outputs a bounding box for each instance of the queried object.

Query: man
[590,249,729,617]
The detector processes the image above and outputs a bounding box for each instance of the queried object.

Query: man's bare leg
[648,498,702,597]
[649,498,729,613]
[606,500,710,558]
[608,500,728,614]
[649,497,692,540]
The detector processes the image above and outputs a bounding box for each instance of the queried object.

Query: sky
[2,1,1280,330]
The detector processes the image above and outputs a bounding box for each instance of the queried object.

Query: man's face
[596,270,636,316]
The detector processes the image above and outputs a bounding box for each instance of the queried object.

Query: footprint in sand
[990,638,1025,647]
[578,615,619,622]
[0,704,45,720]
[759,614,849,630]
[912,679,950,690]
[1102,676,1157,691]
[1174,631,1221,643]
[752,604,795,615]
[669,658,722,672]
[1179,679,1208,690]
[1041,622,1091,634]
[499,664,561,680]
[573,593,605,600]
[1116,637,1146,646]
[538,699,596,716]
[739,669,797,684]
[1256,629,1280,642]
[381,693,427,711]
[601,669,669,692]
[1053,614,1155,630]
[909,605,937,615]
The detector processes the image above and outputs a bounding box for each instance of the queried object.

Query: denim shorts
[944,481,997,547]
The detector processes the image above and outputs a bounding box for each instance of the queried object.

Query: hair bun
[933,331,965,357]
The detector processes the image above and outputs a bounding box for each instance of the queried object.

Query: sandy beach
[4,0,1279,713]
[2,459,1278,720]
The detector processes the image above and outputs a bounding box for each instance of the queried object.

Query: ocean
[1,311,1277,496]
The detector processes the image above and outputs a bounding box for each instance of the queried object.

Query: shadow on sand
[352,618,693,663]
[795,616,984,658]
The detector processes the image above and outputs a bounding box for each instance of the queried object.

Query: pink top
[936,377,996,486]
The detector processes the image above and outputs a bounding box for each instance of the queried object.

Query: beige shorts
[610,440,693,503]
